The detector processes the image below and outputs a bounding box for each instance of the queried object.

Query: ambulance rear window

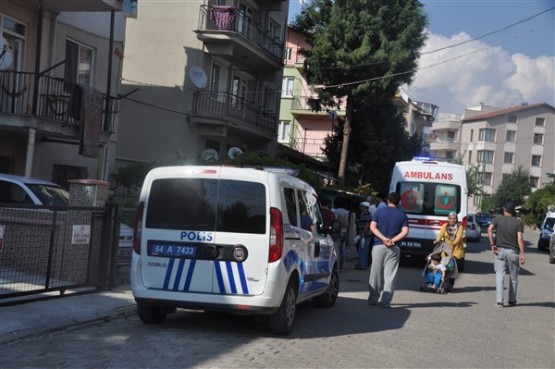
[146,178,266,234]
[397,182,461,216]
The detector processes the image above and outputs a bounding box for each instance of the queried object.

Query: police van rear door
[141,167,269,296]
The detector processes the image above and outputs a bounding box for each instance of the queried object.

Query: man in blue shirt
[368,192,409,308]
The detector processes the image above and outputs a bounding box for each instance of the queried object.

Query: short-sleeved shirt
[372,207,409,244]
[357,211,373,237]
[492,215,523,253]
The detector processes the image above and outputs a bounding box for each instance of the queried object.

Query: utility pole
[337,102,352,186]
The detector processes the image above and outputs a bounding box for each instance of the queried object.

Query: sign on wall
[72,225,91,245]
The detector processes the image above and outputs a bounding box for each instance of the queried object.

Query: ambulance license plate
[149,243,197,258]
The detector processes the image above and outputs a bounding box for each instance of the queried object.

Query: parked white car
[466,213,482,242]
[0,173,130,263]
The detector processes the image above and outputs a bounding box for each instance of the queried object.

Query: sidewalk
[0,286,136,345]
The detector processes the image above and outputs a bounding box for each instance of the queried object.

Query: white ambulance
[389,159,468,262]
[130,166,338,335]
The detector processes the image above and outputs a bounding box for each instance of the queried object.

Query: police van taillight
[133,201,144,255]
[269,207,284,262]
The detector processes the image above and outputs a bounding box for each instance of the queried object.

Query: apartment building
[0,1,124,185]
[460,103,555,213]
[117,0,287,170]
[429,112,461,160]
[278,26,346,161]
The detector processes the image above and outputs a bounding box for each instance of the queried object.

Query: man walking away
[368,192,409,308]
[488,202,525,307]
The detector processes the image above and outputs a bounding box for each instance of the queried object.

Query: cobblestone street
[1,229,553,369]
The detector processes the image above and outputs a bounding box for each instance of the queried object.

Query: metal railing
[192,91,277,132]
[197,4,284,62]
[0,70,116,133]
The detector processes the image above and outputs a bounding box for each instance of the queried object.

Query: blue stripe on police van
[237,262,249,294]
[214,261,225,294]
[225,261,237,294]
[173,259,186,290]
[163,258,175,290]
[183,259,196,292]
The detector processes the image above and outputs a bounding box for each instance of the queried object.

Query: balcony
[429,138,459,151]
[23,0,122,12]
[196,5,284,71]
[291,96,346,119]
[432,120,460,131]
[190,91,277,139]
[0,70,116,137]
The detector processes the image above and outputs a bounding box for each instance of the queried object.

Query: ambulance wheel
[314,268,339,307]
[137,302,167,324]
[269,279,297,335]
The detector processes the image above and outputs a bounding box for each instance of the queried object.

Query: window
[506,130,516,142]
[478,150,494,164]
[268,17,282,41]
[479,128,496,142]
[278,120,291,143]
[64,40,93,86]
[504,152,514,164]
[397,182,461,216]
[231,75,247,109]
[533,133,543,145]
[507,114,517,123]
[283,187,298,226]
[535,117,545,127]
[473,195,482,207]
[299,190,321,232]
[284,47,292,61]
[210,63,221,98]
[468,151,472,164]
[262,85,276,112]
[530,177,539,188]
[480,172,492,186]
[1,15,26,72]
[531,155,541,167]
[447,131,456,140]
[282,77,294,97]
[470,129,474,142]
[146,178,266,234]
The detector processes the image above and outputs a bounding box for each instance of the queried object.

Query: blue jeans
[426,271,442,286]
[494,248,520,303]
[357,236,371,269]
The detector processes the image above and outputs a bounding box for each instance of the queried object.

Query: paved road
[1,228,553,368]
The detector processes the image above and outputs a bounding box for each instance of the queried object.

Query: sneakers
[495,302,503,307]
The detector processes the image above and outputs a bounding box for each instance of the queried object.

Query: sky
[288,0,555,115]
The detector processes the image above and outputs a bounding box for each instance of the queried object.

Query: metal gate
[0,203,121,305]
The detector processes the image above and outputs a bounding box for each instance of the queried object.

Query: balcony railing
[192,91,276,133]
[0,70,116,132]
[197,5,284,62]
[291,96,345,115]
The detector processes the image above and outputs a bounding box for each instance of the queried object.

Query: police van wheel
[269,280,297,335]
[137,303,167,324]
[313,268,339,307]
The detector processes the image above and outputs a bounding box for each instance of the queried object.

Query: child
[426,253,446,289]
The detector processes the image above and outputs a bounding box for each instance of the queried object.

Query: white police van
[130,166,338,335]
[389,159,468,263]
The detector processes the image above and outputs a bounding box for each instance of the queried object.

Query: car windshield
[545,218,555,231]
[26,184,69,206]
[476,213,491,221]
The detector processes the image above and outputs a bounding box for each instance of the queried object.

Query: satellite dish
[189,65,208,89]
[0,37,14,70]
[227,146,244,159]
[200,148,219,162]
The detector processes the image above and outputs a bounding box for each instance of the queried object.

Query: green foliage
[293,0,427,191]
[525,183,555,225]
[480,195,497,214]
[466,164,483,197]
[110,162,154,191]
[492,166,531,208]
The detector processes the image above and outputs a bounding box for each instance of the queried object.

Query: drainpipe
[25,128,36,176]
[104,10,115,132]
[32,0,44,116]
